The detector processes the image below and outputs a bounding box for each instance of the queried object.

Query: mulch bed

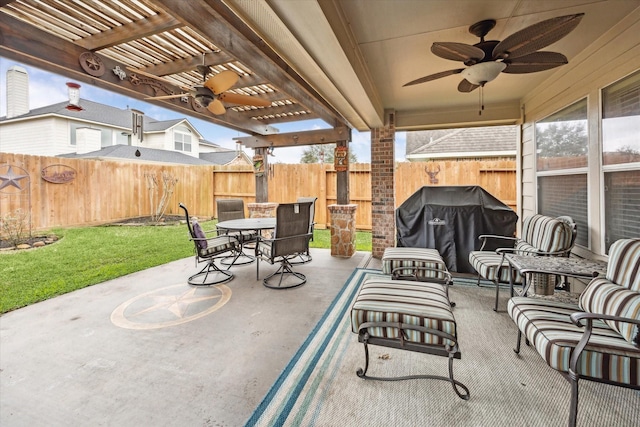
[0,235,60,251]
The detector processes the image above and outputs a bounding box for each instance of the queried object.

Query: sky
[0,58,407,163]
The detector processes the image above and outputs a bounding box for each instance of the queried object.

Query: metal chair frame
[255,202,312,289]
[180,203,240,286]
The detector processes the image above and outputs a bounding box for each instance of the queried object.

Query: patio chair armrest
[570,312,640,328]
[478,234,518,251]
[268,232,313,244]
[568,312,640,375]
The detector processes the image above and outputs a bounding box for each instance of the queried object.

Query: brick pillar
[371,110,396,259]
[328,204,357,258]
[247,202,278,218]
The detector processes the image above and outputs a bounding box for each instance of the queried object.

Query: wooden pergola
[0,0,352,203]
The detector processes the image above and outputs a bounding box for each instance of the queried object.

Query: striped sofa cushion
[381,247,447,279]
[351,277,456,347]
[606,238,640,292]
[521,214,573,253]
[508,296,640,386]
[468,251,523,283]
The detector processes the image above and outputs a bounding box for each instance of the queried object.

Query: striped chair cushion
[579,278,640,344]
[521,214,573,253]
[508,297,640,386]
[468,251,523,283]
[256,240,273,259]
[514,240,538,254]
[351,277,456,347]
[606,238,640,292]
[198,236,237,257]
[381,247,447,279]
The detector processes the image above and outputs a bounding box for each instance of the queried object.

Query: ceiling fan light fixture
[461,62,507,85]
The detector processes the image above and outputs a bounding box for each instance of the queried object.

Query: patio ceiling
[1,0,639,143]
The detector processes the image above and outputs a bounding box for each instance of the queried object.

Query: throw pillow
[192,222,208,250]
[580,277,640,344]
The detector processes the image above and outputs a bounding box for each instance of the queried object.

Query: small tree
[300,144,358,163]
[0,208,30,246]
[145,172,178,223]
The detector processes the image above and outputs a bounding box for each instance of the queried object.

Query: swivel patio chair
[179,203,240,286]
[289,196,317,265]
[216,198,258,265]
[255,202,312,289]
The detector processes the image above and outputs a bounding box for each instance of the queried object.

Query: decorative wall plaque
[334,146,348,171]
[41,164,77,184]
[253,155,265,175]
[79,52,105,77]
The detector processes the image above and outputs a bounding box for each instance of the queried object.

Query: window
[535,99,589,247]
[174,127,192,152]
[602,70,640,251]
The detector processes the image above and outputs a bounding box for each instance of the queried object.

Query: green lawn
[0,223,371,314]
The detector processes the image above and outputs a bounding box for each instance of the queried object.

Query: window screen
[538,174,588,247]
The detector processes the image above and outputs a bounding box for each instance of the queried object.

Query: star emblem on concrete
[111,283,232,330]
[0,166,29,191]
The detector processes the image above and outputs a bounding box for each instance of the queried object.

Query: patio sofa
[508,238,640,427]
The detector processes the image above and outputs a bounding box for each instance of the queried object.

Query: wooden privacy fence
[1,153,515,232]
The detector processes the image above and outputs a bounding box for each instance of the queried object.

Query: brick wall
[370,110,396,258]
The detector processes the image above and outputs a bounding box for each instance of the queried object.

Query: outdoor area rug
[245,268,640,427]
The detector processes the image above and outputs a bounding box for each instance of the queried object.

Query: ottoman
[350,275,469,399]
[381,247,448,281]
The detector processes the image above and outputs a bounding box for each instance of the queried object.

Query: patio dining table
[216,218,276,265]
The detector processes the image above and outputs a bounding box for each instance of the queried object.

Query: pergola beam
[235,127,351,148]
[0,13,275,135]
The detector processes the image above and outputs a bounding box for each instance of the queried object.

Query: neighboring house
[406,125,516,161]
[0,66,251,166]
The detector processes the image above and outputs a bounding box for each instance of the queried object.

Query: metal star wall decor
[0,165,29,192]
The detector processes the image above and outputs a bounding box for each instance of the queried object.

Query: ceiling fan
[403,13,585,93]
[130,65,271,115]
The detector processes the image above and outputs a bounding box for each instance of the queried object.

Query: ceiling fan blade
[458,79,480,93]
[503,51,568,73]
[218,92,272,107]
[403,69,465,87]
[492,13,584,60]
[431,42,485,63]
[207,99,226,115]
[145,93,192,100]
[204,70,239,94]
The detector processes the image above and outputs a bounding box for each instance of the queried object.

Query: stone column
[247,202,278,218]
[328,204,357,258]
[370,110,396,258]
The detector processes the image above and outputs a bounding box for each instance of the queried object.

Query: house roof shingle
[59,145,212,165]
[406,126,517,159]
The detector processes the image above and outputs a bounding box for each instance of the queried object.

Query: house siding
[519,8,640,257]
[0,117,69,155]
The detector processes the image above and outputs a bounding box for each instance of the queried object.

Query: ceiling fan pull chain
[478,85,483,116]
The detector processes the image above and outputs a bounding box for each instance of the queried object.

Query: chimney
[6,66,29,118]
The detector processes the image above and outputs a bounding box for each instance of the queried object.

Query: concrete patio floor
[1,249,377,426]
